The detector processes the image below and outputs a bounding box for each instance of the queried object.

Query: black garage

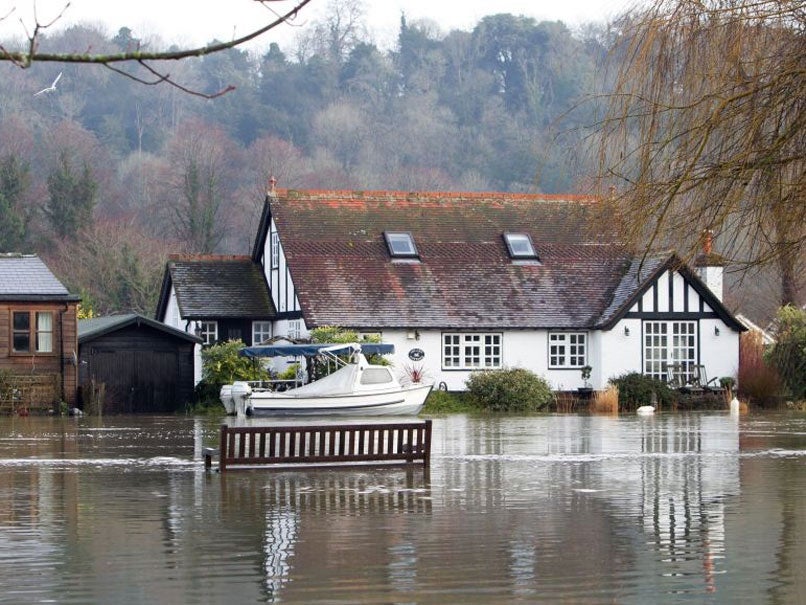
[78,314,201,414]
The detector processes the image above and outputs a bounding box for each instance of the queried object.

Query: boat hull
[245,383,433,417]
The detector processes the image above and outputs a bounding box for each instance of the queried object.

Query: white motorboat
[220,343,432,416]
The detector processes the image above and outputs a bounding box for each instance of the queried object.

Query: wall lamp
[624,326,630,337]
[714,326,720,336]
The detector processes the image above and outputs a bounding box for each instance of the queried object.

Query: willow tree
[597,0,804,305]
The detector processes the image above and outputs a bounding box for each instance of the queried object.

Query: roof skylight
[384,232,419,258]
[503,232,539,260]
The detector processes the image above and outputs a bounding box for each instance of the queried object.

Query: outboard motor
[219,384,235,415]
[231,381,253,417]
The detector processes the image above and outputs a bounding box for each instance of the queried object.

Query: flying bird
[34,72,62,96]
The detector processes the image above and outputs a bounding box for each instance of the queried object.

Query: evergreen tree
[45,152,97,239]
[0,155,29,252]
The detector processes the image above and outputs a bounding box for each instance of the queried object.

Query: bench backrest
[217,420,432,472]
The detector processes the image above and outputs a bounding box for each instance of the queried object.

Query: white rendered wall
[160,286,203,385]
[597,320,642,386]
[699,318,740,383]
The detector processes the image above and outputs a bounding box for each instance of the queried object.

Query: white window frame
[270,232,280,269]
[198,321,218,346]
[252,321,272,345]
[643,320,697,381]
[288,319,301,340]
[442,333,502,369]
[548,332,587,368]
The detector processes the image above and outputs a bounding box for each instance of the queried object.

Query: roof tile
[269,190,640,329]
[168,256,275,319]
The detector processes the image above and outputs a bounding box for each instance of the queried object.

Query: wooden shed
[0,254,80,412]
[78,314,201,414]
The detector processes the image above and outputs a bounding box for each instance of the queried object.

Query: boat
[220,343,433,416]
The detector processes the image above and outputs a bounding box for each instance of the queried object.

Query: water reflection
[0,413,803,604]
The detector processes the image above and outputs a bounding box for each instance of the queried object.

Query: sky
[0,0,635,51]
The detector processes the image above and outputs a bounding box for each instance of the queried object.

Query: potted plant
[578,365,593,398]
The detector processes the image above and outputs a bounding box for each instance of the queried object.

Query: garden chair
[692,365,724,395]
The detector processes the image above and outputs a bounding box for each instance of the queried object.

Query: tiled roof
[163,255,275,319]
[0,253,75,300]
[267,190,643,329]
[597,253,672,327]
[79,313,202,343]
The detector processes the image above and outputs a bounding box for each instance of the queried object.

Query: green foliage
[201,339,271,385]
[278,363,300,380]
[0,155,30,252]
[465,367,553,412]
[192,339,272,411]
[310,325,381,344]
[766,306,806,400]
[45,152,97,239]
[309,326,386,371]
[610,372,675,411]
[422,389,477,414]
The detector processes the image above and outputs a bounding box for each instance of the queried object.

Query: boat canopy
[240,342,395,358]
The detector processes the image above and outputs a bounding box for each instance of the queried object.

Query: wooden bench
[204,420,432,474]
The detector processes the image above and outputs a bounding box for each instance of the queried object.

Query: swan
[637,405,655,415]
[729,397,740,415]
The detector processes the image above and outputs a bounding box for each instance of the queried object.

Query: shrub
[610,372,674,411]
[422,389,475,414]
[739,331,783,406]
[201,339,271,385]
[309,325,388,375]
[766,305,806,401]
[188,340,272,412]
[465,368,553,412]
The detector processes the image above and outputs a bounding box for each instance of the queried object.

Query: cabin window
[384,232,419,258]
[198,321,218,346]
[360,367,394,385]
[503,232,538,260]
[252,321,272,345]
[548,332,587,368]
[11,310,54,354]
[442,333,502,369]
[270,232,280,268]
[644,321,697,381]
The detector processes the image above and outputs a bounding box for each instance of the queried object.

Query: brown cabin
[0,254,79,412]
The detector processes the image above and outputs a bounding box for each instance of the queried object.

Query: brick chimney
[694,230,726,301]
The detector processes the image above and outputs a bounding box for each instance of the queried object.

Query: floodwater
[0,412,804,604]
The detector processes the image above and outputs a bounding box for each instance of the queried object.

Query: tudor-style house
[0,254,80,408]
[155,255,276,381]
[158,189,744,392]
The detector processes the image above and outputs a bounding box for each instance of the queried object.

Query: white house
[238,188,744,392]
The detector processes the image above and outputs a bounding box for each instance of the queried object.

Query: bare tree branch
[595,0,805,305]
[0,0,314,97]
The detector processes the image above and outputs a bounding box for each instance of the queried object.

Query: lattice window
[442,333,502,369]
[548,332,587,368]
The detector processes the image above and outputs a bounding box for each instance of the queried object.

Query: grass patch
[422,390,477,414]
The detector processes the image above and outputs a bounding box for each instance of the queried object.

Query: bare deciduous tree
[0,0,314,97]
[596,0,804,306]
